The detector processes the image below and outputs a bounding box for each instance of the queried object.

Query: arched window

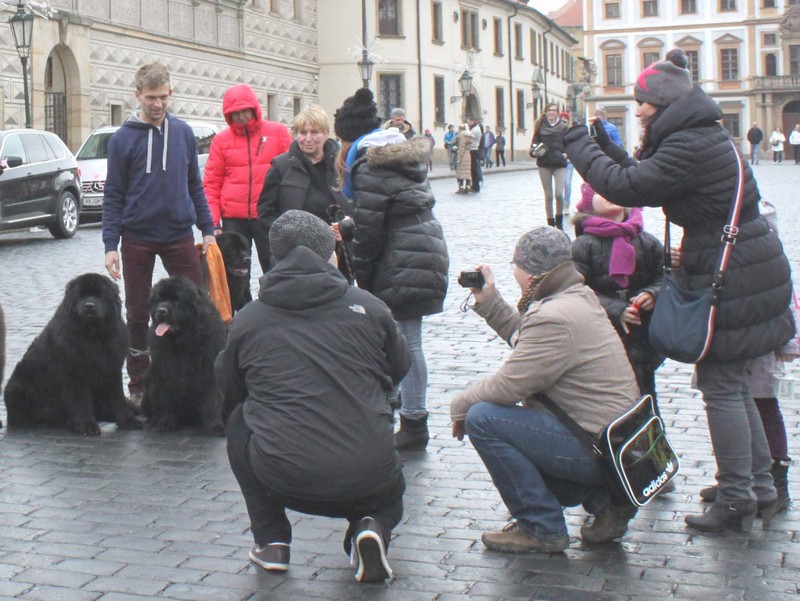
[765,53,777,76]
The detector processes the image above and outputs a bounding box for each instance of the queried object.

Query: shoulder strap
[535,392,602,458]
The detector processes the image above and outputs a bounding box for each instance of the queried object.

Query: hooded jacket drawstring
[144,118,169,174]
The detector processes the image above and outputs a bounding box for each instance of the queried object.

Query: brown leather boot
[581,504,637,542]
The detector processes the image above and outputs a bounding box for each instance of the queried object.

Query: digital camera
[458,270,485,288]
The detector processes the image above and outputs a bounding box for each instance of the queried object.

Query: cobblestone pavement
[0,161,799,600]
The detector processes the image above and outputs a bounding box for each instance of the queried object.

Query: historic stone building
[1,0,318,151]
[573,0,800,153]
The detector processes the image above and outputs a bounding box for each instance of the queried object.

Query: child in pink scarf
[571,183,665,404]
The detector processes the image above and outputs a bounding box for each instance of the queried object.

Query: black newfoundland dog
[216,231,251,312]
[4,274,141,435]
[142,276,227,435]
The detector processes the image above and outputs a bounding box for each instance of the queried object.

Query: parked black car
[0,129,83,239]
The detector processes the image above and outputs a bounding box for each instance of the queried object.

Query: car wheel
[48,190,80,239]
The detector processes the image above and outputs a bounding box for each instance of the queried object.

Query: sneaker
[350,517,392,583]
[481,522,569,553]
[249,542,290,572]
[126,392,143,414]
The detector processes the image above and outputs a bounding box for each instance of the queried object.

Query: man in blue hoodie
[102,62,216,408]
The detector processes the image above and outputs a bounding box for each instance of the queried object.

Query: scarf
[581,208,644,288]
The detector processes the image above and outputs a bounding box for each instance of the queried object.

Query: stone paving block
[53,560,124,578]
[17,586,101,601]
[11,567,96,589]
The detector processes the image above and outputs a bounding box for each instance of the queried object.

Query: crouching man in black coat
[216,210,410,583]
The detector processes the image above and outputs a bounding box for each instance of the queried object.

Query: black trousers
[226,405,405,553]
[470,150,482,190]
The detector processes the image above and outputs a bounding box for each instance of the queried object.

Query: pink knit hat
[577,182,595,213]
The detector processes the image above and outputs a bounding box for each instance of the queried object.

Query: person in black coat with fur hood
[564,49,794,534]
[334,88,449,450]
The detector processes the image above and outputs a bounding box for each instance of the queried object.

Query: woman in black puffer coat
[565,50,794,535]
[334,88,449,451]
[531,103,568,229]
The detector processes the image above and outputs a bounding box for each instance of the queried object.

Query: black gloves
[591,119,611,149]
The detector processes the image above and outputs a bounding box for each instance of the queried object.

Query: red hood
[223,84,263,135]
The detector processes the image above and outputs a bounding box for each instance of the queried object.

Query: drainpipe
[416,0,424,134]
[507,3,519,160]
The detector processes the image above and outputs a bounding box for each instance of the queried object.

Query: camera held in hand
[458,270,485,289]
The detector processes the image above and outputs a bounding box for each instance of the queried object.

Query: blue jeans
[563,162,574,210]
[465,402,608,539]
[395,317,428,419]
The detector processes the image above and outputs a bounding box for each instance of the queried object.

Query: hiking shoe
[581,504,638,543]
[481,522,569,553]
[350,517,392,583]
[249,542,290,572]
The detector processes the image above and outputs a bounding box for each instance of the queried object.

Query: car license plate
[84,196,103,207]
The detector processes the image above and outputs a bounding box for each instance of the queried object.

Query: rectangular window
[685,50,700,82]
[791,45,800,76]
[266,94,277,121]
[293,97,301,115]
[721,113,740,137]
[605,2,620,18]
[434,76,445,124]
[764,33,777,46]
[293,0,302,23]
[495,87,505,128]
[720,48,739,80]
[110,104,123,126]
[461,10,480,50]
[514,23,523,60]
[720,0,736,11]
[680,0,697,13]
[431,1,443,42]
[530,29,538,64]
[379,74,403,120]
[270,0,280,14]
[493,18,503,55]
[549,41,554,73]
[379,0,400,36]
[764,0,776,7]
[516,89,525,130]
[643,0,658,16]
[642,52,660,69]
[606,54,623,86]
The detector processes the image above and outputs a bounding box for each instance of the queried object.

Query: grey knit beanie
[269,210,335,262]
[512,226,571,275]
[634,49,692,106]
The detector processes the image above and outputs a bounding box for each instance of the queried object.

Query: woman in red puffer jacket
[204,84,291,274]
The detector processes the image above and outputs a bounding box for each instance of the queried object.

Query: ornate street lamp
[9,1,34,129]
[357,50,374,89]
[458,69,472,121]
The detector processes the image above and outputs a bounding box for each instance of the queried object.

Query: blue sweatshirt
[102,112,214,251]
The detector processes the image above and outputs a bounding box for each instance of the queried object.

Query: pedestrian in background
[565,48,794,534]
[482,125,495,168]
[423,128,435,171]
[455,124,473,193]
[531,103,568,229]
[747,122,763,165]
[571,184,665,404]
[769,126,785,163]
[257,105,352,281]
[451,227,641,552]
[218,211,409,583]
[560,111,575,215]
[384,107,416,139]
[789,124,800,164]
[204,83,291,277]
[334,87,449,450]
[469,118,483,191]
[494,128,506,167]
[443,124,457,170]
[102,62,216,408]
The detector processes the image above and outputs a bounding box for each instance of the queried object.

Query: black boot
[684,499,757,532]
[394,414,429,450]
[771,459,791,511]
[555,214,564,230]
[546,218,556,227]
